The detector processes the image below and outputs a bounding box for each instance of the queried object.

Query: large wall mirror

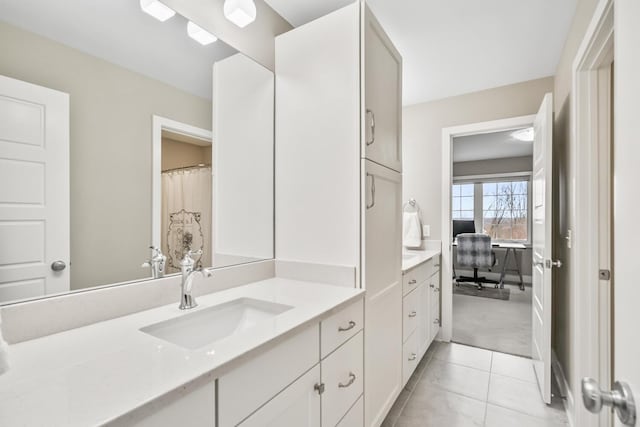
[0,0,274,305]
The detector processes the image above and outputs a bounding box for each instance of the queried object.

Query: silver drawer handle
[434,288,440,292]
[434,264,440,268]
[338,321,356,332]
[408,311,417,318]
[408,279,417,285]
[339,372,356,388]
[408,353,417,361]
[366,173,376,210]
[429,284,435,288]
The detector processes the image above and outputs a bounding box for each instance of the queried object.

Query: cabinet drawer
[431,255,441,275]
[402,259,431,295]
[219,324,320,427]
[322,331,364,427]
[336,395,363,427]
[402,330,419,386]
[321,298,363,359]
[402,287,420,342]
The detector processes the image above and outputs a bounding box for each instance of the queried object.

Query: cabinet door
[418,281,432,358]
[430,272,441,343]
[362,159,402,426]
[239,366,321,427]
[362,4,402,172]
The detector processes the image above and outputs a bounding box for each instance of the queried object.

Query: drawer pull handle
[408,311,417,318]
[339,372,357,388]
[434,288,440,292]
[429,284,435,288]
[408,279,417,285]
[408,353,417,361]
[434,264,440,268]
[338,321,356,332]
[434,318,440,324]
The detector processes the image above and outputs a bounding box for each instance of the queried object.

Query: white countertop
[402,249,441,272]
[0,278,364,426]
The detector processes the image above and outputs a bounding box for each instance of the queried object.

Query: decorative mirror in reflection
[0,0,274,305]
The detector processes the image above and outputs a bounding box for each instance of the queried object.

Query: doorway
[450,128,534,357]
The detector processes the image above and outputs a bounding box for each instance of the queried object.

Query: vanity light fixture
[187,22,218,45]
[511,127,534,142]
[223,0,257,28]
[140,0,176,22]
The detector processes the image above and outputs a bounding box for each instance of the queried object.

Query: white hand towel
[403,211,422,249]
[0,312,9,375]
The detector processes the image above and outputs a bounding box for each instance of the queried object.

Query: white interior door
[531,92,554,404]
[612,1,640,425]
[0,74,69,303]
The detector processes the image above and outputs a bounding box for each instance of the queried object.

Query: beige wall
[403,76,554,240]
[453,155,533,177]
[552,0,600,396]
[161,138,212,171]
[0,22,212,290]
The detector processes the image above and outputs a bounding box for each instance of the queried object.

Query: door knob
[582,377,636,425]
[546,259,563,268]
[51,260,66,272]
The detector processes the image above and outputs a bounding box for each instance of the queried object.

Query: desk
[452,241,527,290]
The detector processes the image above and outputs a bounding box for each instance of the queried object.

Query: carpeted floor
[452,283,532,357]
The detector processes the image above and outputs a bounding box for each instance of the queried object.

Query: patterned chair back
[456,233,493,269]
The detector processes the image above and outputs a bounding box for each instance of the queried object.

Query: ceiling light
[511,128,534,142]
[140,0,176,22]
[187,21,218,45]
[223,0,257,28]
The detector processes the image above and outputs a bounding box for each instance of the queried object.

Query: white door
[611,1,640,425]
[363,4,402,173]
[531,92,554,404]
[0,75,69,303]
[362,159,402,426]
[238,366,321,427]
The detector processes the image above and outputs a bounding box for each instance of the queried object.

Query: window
[482,180,528,241]
[452,183,474,220]
[452,177,530,242]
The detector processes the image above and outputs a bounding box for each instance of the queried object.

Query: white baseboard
[552,349,575,427]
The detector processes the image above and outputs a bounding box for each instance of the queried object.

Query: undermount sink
[140,298,294,350]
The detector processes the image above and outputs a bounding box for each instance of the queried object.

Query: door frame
[572,1,614,426]
[151,115,213,252]
[440,114,536,342]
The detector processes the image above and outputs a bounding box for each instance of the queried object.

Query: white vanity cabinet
[401,255,441,386]
[275,3,402,426]
[219,299,364,427]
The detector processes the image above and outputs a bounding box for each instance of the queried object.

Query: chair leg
[474,268,483,290]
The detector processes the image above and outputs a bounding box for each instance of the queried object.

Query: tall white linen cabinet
[275,2,403,426]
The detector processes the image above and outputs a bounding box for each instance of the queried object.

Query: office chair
[455,233,499,290]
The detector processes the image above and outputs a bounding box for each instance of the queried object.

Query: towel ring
[403,198,420,214]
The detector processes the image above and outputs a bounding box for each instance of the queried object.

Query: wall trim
[553,349,575,427]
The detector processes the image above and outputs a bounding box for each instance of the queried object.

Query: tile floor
[453,283,532,357]
[382,342,568,427]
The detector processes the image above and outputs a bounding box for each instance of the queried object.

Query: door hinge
[599,269,611,280]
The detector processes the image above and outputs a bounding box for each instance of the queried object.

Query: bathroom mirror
[0,0,274,305]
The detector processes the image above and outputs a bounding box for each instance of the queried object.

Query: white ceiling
[265,0,577,105]
[452,128,533,163]
[0,0,238,100]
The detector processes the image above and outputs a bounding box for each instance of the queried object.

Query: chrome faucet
[179,249,213,310]
[142,246,166,279]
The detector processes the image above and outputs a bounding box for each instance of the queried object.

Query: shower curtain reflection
[161,166,212,274]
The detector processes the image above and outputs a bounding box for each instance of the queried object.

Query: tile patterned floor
[382,342,569,427]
